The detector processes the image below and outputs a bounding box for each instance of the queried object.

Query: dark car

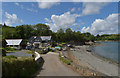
[26,46,32,50]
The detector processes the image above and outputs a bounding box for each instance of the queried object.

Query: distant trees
[95,34,120,41]
[2,23,119,46]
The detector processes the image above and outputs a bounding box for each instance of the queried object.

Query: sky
[1,2,119,35]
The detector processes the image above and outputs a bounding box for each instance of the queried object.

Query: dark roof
[29,36,42,44]
[28,36,51,44]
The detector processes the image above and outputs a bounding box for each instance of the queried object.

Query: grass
[59,53,72,65]
[2,56,43,77]
[24,50,34,54]
[4,55,17,59]
[4,47,19,53]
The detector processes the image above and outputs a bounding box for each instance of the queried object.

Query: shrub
[1,48,6,56]
[2,57,43,77]
[5,55,17,59]
[59,55,71,65]
[5,46,16,51]
[66,61,71,65]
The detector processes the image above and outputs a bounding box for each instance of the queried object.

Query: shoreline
[69,45,119,76]
[90,42,119,65]
[90,49,119,66]
[95,40,120,43]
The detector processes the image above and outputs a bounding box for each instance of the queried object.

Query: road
[34,52,80,77]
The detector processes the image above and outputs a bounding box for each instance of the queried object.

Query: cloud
[26,8,38,12]
[44,18,51,23]
[71,8,76,12]
[15,3,19,6]
[82,2,108,15]
[45,11,80,32]
[4,12,23,26]
[15,2,38,12]
[36,0,60,9]
[14,2,24,9]
[81,13,119,35]
[32,3,35,7]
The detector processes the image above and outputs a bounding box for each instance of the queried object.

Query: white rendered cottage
[5,39,23,49]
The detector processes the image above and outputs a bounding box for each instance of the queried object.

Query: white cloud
[46,12,80,32]
[81,13,119,35]
[14,2,24,9]
[71,8,76,12]
[44,18,51,23]
[4,12,23,26]
[15,2,38,12]
[36,0,60,9]
[82,2,108,15]
[26,8,38,12]
[32,3,35,7]
[15,3,19,6]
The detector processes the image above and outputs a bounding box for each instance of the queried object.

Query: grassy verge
[2,55,43,77]
[24,50,34,54]
[59,53,72,65]
[4,47,19,53]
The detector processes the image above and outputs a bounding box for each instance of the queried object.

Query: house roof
[5,39,22,45]
[40,36,51,41]
[29,36,42,44]
[28,36,51,44]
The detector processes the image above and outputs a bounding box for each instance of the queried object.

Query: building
[27,36,51,48]
[5,39,23,49]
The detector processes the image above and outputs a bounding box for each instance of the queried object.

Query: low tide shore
[67,45,119,76]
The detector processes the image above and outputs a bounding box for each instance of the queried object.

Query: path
[35,52,80,77]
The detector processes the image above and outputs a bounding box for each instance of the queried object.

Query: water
[92,41,119,63]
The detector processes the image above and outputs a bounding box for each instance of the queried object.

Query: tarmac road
[35,52,80,76]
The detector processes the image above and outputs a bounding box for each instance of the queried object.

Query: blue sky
[2,2,118,35]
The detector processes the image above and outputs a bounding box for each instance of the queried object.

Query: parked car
[26,46,32,50]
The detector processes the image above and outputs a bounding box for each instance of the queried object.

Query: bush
[66,61,71,65]
[5,47,16,51]
[5,55,17,59]
[2,57,43,77]
[59,55,71,65]
[1,48,6,56]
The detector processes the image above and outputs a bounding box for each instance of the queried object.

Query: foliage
[95,34,120,41]
[5,46,16,51]
[1,48,6,56]
[4,55,17,59]
[59,53,72,65]
[24,50,34,54]
[2,23,119,46]
[2,57,43,77]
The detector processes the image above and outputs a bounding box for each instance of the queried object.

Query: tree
[33,23,50,36]
[15,25,25,39]
[3,23,7,27]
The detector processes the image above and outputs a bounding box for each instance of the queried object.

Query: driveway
[34,52,80,76]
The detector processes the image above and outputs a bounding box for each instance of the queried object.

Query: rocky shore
[63,45,119,76]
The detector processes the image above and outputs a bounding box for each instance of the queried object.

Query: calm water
[92,41,119,63]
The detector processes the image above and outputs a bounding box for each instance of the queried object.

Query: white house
[5,39,23,49]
